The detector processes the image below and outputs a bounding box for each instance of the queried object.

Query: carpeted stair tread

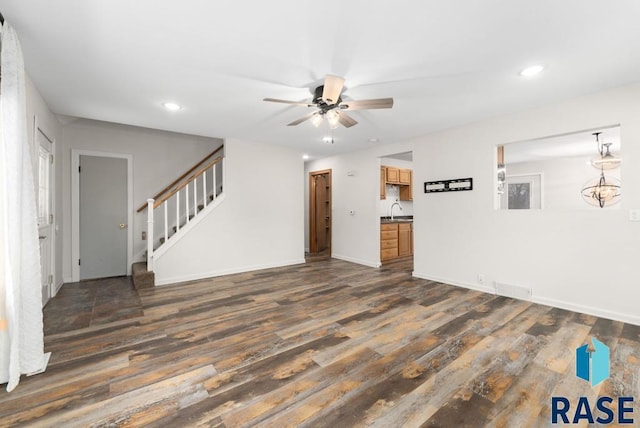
[132,262,154,289]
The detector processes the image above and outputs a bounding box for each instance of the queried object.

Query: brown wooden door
[310,170,331,254]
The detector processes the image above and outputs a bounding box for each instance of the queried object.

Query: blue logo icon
[576,337,609,387]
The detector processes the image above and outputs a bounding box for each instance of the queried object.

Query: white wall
[25,75,63,292]
[412,82,640,325]
[60,118,222,282]
[305,142,414,267]
[154,138,305,284]
[379,157,414,217]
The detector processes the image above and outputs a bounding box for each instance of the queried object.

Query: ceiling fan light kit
[264,74,394,130]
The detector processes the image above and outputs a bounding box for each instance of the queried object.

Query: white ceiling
[2,1,640,160]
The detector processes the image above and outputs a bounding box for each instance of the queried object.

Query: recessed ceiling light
[368,138,379,143]
[520,65,544,77]
[162,102,182,111]
[302,154,309,160]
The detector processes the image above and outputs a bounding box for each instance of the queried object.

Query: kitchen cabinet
[398,223,412,257]
[385,167,400,184]
[399,169,411,185]
[381,166,412,201]
[399,170,413,201]
[380,221,413,262]
[380,223,398,261]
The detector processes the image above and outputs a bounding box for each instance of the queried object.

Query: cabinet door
[380,166,386,199]
[386,167,400,184]
[398,223,412,257]
[399,169,411,185]
[399,170,413,201]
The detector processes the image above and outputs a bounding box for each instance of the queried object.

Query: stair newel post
[202,170,208,208]
[212,163,217,201]
[147,198,154,272]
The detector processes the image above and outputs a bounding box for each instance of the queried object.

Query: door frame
[34,116,57,300]
[309,169,332,254]
[71,150,133,282]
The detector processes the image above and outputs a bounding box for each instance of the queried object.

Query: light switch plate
[629,209,640,222]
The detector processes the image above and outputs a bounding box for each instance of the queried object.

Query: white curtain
[0,22,48,392]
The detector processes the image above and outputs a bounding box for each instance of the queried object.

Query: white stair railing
[146,156,224,272]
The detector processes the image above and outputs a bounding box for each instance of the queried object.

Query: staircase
[132,146,225,289]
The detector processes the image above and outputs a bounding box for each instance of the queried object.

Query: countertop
[380,216,413,223]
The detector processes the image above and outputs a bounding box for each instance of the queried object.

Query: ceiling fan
[263,74,394,129]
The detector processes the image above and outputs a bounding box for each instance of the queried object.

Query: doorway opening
[71,150,133,282]
[35,119,55,304]
[379,152,414,272]
[308,169,332,261]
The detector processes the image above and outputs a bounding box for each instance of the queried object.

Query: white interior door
[36,128,53,305]
[79,155,128,280]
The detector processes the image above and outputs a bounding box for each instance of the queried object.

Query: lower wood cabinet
[380,222,413,261]
[398,223,412,257]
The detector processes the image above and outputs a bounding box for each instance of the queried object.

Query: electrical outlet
[141,231,147,240]
[478,274,485,284]
[629,209,640,222]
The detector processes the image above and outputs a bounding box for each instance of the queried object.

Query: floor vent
[495,282,531,301]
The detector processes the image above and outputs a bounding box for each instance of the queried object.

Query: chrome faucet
[390,201,403,220]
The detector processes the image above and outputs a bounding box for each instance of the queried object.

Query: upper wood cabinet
[386,167,400,184]
[381,165,413,201]
[399,169,411,185]
[399,170,413,201]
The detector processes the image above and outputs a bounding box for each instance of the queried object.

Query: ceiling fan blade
[340,98,394,111]
[263,97,313,107]
[322,75,345,105]
[337,111,358,128]
[287,111,319,126]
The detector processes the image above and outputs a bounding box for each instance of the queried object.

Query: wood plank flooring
[1,258,639,427]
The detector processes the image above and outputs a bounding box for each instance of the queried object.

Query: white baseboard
[412,272,640,327]
[63,276,73,284]
[532,296,640,327]
[332,254,381,268]
[154,258,306,286]
[412,271,496,295]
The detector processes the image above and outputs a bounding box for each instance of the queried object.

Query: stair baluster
[145,156,224,275]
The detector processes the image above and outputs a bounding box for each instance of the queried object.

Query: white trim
[34,115,57,299]
[412,271,640,327]
[71,150,134,282]
[412,272,496,295]
[153,193,226,261]
[332,254,381,269]
[154,258,306,286]
[532,296,640,327]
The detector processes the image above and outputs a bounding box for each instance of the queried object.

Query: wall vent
[495,282,532,301]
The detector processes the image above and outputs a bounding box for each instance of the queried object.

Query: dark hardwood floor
[1,258,639,427]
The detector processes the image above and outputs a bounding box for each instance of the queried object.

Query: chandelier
[581,132,621,208]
